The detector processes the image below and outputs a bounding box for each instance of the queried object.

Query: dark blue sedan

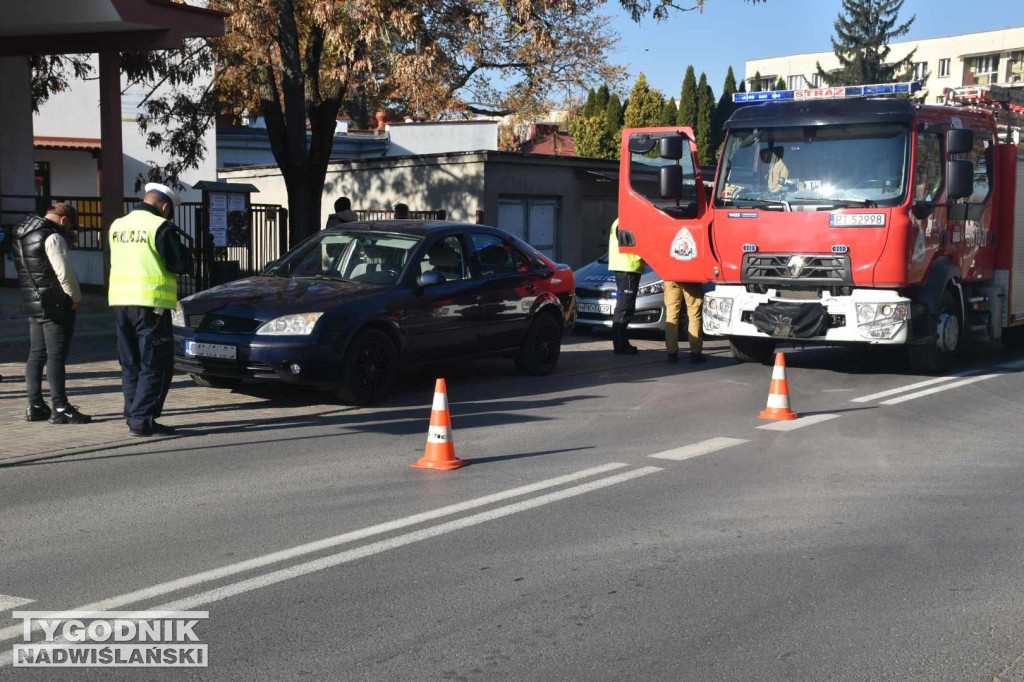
[172,221,576,404]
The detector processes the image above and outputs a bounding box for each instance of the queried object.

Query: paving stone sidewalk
[0,335,680,466]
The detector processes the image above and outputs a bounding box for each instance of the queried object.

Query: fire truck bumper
[703,285,912,345]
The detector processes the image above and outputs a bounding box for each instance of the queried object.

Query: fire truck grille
[742,253,852,286]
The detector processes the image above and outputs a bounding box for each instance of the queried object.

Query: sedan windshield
[715,123,909,208]
[264,231,421,285]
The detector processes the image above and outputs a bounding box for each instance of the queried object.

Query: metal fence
[1,194,284,299]
[355,209,445,221]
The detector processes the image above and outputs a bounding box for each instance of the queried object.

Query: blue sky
[607,0,1022,100]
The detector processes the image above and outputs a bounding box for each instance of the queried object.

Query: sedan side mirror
[416,271,445,287]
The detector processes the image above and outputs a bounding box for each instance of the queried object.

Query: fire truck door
[618,128,713,283]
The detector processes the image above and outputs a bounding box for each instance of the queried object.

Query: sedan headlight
[255,312,324,336]
[638,280,665,297]
[170,304,185,328]
[855,302,909,340]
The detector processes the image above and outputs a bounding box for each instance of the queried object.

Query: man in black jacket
[325,196,358,229]
[12,203,91,424]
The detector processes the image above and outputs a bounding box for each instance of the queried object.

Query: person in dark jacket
[12,203,90,423]
[108,183,194,437]
[325,196,358,229]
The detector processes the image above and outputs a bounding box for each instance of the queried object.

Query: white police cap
[144,182,182,208]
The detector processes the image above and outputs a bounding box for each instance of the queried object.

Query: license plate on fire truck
[830,213,886,227]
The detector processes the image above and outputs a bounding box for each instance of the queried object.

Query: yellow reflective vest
[108,209,178,309]
[607,219,644,273]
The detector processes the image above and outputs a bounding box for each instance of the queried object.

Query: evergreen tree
[751,70,762,91]
[595,84,610,114]
[603,93,624,158]
[659,97,677,126]
[738,78,747,93]
[678,65,698,128]
[570,115,606,158]
[696,72,716,165]
[582,88,597,118]
[714,66,738,155]
[624,73,663,129]
[815,0,917,86]
[774,76,787,91]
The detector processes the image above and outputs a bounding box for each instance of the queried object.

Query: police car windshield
[264,231,421,286]
[715,123,909,209]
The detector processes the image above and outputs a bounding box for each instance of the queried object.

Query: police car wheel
[336,328,398,405]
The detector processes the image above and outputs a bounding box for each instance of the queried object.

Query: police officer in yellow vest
[108,183,193,437]
[608,218,645,355]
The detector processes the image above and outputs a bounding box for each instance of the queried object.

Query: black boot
[26,402,51,422]
[613,323,638,355]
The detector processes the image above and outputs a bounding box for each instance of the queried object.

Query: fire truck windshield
[715,123,910,209]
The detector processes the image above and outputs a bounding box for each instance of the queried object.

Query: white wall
[33,54,217,201]
[34,149,99,196]
[220,153,487,226]
[746,26,1024,103]
[385,121,497,157]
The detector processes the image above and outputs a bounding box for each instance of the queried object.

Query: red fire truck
[618,82,1024,372]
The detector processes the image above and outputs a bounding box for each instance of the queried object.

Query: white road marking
[0,462,628,645]
[880,374,999,405]
[851,374,965,403]
[649,437,748,461]
[757,414,840,431]
[853,359,1024,404]
[0,596,34,613]
[0,466,662,666]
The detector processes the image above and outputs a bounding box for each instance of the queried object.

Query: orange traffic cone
[412,379,466,470]
[759,353,799,421]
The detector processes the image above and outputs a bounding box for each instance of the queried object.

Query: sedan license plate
[185,341,237,360]
[578,302,613,315]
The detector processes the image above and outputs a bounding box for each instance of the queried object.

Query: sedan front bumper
[173,330,339,387]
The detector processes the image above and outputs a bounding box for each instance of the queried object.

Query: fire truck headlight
[857,302,909,340]
[704,296,734,326]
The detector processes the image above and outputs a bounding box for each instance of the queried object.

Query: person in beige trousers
[664,282,706,364]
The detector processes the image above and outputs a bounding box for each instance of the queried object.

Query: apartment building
[745,26,1024,103]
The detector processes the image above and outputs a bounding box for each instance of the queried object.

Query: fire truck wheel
[908,289,960,374]
[728,336,776,365]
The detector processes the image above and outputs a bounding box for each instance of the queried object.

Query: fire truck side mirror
[658,135,684,161]
[946,160,974,200]
[660,165,684,200]
[946,129,974,155]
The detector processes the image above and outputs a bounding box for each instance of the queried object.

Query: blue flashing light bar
[733,81,923,104]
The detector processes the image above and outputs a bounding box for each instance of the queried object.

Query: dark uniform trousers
[613,271,641,325]
[116,306,174,431]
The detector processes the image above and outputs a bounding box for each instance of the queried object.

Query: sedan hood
[180,276,384,321]
[574,257,662,290]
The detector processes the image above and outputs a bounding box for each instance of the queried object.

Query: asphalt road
[3,339,1024,681]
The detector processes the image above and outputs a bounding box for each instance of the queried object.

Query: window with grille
[787,75,806,90]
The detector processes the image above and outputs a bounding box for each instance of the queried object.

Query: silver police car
[573,254,666,332]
